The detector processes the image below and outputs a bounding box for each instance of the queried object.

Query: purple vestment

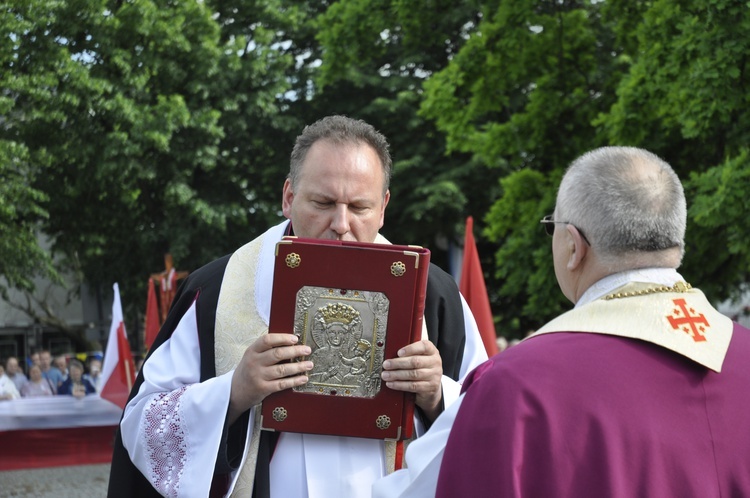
[437,326,750,497]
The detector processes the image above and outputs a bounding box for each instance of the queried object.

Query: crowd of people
[0,351,105,400]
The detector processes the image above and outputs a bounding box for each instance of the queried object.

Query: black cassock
[107,258,467,498]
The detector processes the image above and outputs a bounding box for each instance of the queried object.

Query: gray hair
[68,358,84,372]
[288,115,392,197]
[555,146,686,265]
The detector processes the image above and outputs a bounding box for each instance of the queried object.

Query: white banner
[0,395,122,431]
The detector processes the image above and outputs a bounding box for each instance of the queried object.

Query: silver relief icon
[292,287,389,398]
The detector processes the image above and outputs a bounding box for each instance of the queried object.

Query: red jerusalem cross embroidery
[666,298,709,342]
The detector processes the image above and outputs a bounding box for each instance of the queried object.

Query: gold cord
[603,281,692,301]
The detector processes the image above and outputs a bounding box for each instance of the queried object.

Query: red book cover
[260,236,430,440]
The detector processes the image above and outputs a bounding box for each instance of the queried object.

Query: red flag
[100,283,136,410]
[144,278,160,350]
[459,217,499,357]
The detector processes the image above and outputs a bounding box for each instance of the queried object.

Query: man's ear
[282,179,294,219]
[566,224,588,271]
[379,189,390,227]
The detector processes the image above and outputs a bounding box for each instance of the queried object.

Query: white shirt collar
[576,267,684,308]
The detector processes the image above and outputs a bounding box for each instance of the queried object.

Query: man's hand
[381,340,443,422]
[228,333,313,424]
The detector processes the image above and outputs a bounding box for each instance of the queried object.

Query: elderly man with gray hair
[374,146,750,497]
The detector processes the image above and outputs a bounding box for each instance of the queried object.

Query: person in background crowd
[5,356,28,393]
[0,362,21,400]
[21,365,55,397]
[84,357,104,393]
[373,146,750,498]
[39,350,63,393]
[54,354,69,382]
[28,351,40,369]
[58,359,96,399]
[495,336,509,353]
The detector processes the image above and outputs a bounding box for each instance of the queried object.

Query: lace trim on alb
[144,386,189,497]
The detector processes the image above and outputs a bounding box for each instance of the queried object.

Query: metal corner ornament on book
[261,236,430,441]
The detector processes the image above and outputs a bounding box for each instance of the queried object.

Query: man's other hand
[381,339,443,422]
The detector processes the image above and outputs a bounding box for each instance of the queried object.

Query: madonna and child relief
[292,287,389,398]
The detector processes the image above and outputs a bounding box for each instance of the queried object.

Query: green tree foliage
[598,0,750,301]
[0,142,57,297]
[312,0,497,270]
[427,0,750,335]
[1,0,296,326]
[0,5,59,297]
[422,0,634,333]
[205,0,306,232]
[686,151,750,300]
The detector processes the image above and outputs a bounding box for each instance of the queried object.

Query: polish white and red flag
[100,283,136,410]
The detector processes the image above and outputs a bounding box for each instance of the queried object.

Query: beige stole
[214,229,424,496]
[214,232,267,497]
[530,283,733,372]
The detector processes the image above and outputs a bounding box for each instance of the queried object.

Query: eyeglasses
[540,215,591,246]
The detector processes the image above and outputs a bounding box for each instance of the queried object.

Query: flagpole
[124,359,133,391]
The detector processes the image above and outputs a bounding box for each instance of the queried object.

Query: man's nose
[330,204,350,237]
